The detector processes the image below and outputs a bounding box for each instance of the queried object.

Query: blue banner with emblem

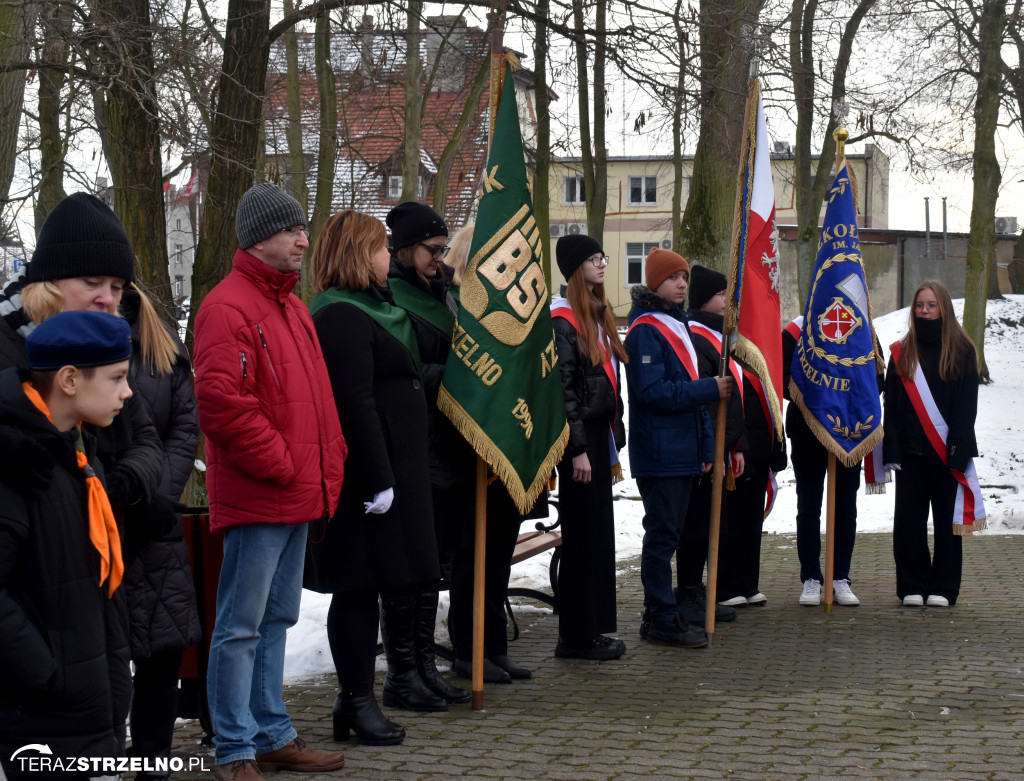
[789,162,883,466]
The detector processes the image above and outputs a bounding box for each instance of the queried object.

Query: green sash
[389,277,456,340]
[310,286,421,373]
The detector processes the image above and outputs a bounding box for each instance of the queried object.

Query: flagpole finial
[832,126,849,171]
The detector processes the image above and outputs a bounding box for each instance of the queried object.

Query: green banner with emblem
[437,58,567,513]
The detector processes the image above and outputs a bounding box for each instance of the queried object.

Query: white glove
[364,487,394,515]
[884,463,901,472]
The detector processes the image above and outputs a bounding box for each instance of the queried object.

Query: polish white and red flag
[727,81,783,440]
[176,171,199,201]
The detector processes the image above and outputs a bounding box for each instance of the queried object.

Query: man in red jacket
[194,183,347,781]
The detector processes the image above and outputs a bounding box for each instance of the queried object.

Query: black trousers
[719,460,771,600]
[555,418,618,643]
[791,429,861,582]
[327,588,381,693]
[893,454,963,603]
[447,483,522,660]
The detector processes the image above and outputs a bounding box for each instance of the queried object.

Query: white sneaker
[902,594,924,606]
[746,592,767,605]
[833,579,860,606]
[718,595,747,607]
[926,595,949,607]
[799,579,821,606]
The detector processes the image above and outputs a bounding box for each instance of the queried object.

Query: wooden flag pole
[471,456,488,708]
[823,453,837,612]
[704,398,729,640]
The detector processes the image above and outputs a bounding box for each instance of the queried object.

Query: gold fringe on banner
[953,517,986,537]
[611,462,624,485]
[733,334,785,442]
[788,378,885,468]
[438,387,568,514]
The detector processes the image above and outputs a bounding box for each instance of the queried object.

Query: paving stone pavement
[168,532,1024,780]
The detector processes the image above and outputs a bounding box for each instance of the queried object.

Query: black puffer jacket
[0,368,131,763]
[121,290,201,659]
[552,311,625,458]
[388,258,476,489]
[687,309,747,457]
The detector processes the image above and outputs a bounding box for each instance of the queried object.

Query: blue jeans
[207,523,307,765]
[637,476,694,625]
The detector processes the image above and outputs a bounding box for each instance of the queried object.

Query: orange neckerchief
[21,381,124,596]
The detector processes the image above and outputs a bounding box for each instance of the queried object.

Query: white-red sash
[764,470,778,520]
[889,341,986,528]
[862,443,888,494]
[551,299,621,476]
[784,315,804,343]
[626,311,700,382]
[687,321,744,407]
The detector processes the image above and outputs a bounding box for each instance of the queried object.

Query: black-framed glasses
[281,226,310,239]
[587,254,610,268]
[419,243,451,260]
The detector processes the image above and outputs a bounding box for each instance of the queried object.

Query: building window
[626,241,660,285]
[388,175,427,200]
[173,243,183,264]
[564,175,586,205]
[175,218,181,230]
[174,275,184,298]
[629,176,657,205]
[385,176,401,201]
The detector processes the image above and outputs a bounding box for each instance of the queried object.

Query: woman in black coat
[884,280,982,607]
[120,287,201,780]
[384,201,475,700]
[305,210,442,746]
[550,235,627,660]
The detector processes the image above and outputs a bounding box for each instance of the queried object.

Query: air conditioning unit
[550,224,565,238]
[660,238,673,250]
[566,222,588,236]
[995,216,1018,234]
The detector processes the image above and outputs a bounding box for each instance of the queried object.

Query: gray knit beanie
[236,183,307,249]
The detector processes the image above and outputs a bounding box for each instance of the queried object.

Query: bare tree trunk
[0,1,36,212]
[93,0,173,320]
[187,0,271,355]
[678,0,760,273]
[35,4,69,233]
[571,0,595,232]
[283,0,311,300]
[671,0,686,252]
[403,0,423,202]
[790,0,876,304]
[533,0,552,289]
[590,0,607,246]
[962,0,1006,382]
[309,9,336,254]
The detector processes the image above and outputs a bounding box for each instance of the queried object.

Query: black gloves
[103,468,144,509]
[146,494,186,540]
[0,430,56,500]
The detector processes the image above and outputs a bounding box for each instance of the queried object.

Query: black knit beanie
[555,234,603,281]
[28,193,136,283]
[386,201,448,251]
[688,264,727,311]
[236,183,307,249]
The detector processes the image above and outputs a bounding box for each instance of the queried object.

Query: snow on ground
[285,295,1024,680]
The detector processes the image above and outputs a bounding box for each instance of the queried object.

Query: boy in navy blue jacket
[624,249,732,648]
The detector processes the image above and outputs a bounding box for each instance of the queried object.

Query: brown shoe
[255,737,345,773]
[213,760,265,781]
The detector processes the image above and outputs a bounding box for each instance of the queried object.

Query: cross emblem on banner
[817,297,862,344]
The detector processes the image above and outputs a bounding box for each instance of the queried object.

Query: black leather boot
[380,593,448,712]
[416,589,470,704]
[332,691,405,745]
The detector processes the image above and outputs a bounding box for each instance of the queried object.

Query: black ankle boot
[380,593,448,712]
[332,692,405,745]
[415,590,470,704]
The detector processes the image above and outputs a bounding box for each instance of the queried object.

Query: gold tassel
[726,468,736,491]
[611,462,624,485]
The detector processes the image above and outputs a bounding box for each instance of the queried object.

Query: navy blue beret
[26,311,133,370]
